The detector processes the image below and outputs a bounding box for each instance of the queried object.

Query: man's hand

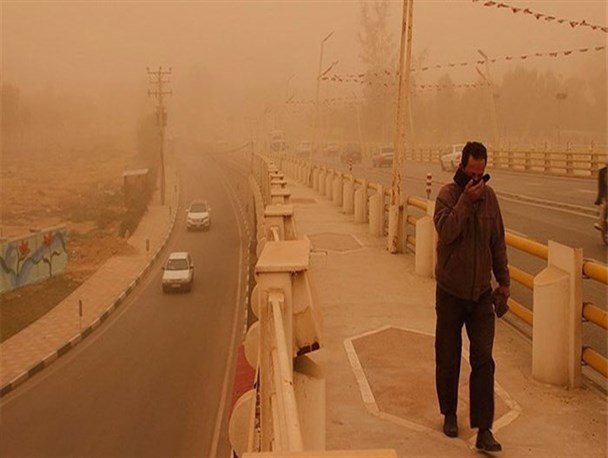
[464,179,485,202]
[497,285,510,299]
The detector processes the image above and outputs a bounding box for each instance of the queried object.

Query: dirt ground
[1,145,141,342]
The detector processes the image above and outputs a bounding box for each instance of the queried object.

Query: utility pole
[147,66,172,205]
[388,0,414,254]
[477,50,499,149]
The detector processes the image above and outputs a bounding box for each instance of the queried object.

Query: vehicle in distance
[340,143,363,165]
[162,252,194,293]
[295,141,313,158]
[439,144,465,172]
[186,200,211,231]
[323,142,340,157]
[372,145,394,168]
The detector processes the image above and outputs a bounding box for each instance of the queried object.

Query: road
[0,149,249,457]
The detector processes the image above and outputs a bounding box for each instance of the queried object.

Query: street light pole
[310,31,334,183]
[388,0,414,253]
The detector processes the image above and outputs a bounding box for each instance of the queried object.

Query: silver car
[186,200,211,231]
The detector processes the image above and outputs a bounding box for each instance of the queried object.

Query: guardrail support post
[415,201,436,277]
[343,179,354,215]
[319,169,326,195]
[325,171,334,200]
[532,241,583,387]
[332,174,343,207]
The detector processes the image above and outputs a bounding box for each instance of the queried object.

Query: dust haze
[2,1,606,153]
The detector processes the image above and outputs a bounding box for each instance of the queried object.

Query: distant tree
[358,0,397,143]
[136,113,160,175]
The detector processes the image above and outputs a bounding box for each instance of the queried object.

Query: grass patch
[0,275,82,343]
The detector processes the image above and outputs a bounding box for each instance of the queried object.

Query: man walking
[433,141,510,452]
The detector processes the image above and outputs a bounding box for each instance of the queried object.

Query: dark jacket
[434,182,510,301]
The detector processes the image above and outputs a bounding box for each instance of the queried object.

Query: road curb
[0,174,181,399]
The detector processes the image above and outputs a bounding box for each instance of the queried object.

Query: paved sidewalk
[284,175,607,457]
[0,168,179,396]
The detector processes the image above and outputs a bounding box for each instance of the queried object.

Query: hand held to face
[464,179,484,201]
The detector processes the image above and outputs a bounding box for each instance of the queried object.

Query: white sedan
[439,144,465,172]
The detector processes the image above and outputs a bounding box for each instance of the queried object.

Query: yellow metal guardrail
[582,347,608,378]
[583,302,608,330]
[583,260,608,285]
[504,232,548,260]
[508,265,535,289]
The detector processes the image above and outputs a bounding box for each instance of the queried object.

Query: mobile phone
[472,173,491,185]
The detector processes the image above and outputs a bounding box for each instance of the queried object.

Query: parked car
[372,146,394,168]
[162,252,194,293]
[439,144,465,172]
[186,200,211,231]
[340,143,363,165]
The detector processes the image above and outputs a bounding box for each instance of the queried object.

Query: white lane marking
[209,162,245,458]
[499,195,597,220]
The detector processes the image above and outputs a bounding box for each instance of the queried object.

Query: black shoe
[442,414,458,438]
[476,429,502,452]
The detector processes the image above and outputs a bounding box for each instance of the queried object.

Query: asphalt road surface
[0,148,249,457]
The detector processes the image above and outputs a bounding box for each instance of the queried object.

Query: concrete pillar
[369,187,384,236]
[343,180,354,214]
[313,169,320,191]
[332,175,343,207]
[532,241,583,387]
[415,215,436,277]
[325,172,333,199]
[354,188,366,223]
[319,169,326,195]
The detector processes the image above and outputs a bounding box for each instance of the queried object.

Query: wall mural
[0,225,68,293]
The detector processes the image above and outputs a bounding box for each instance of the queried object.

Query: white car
[186,200,211,231]
[162,252,194,293]
[440,144,466,172]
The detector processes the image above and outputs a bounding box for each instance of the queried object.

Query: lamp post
[310,31,334,182]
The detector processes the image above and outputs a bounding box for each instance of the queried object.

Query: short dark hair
[461,141,487,167]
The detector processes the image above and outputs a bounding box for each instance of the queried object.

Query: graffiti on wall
[0,225,68,293]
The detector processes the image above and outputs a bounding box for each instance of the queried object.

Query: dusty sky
[2,1,606,136]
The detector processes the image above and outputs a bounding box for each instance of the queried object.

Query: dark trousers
[435,285,496,429]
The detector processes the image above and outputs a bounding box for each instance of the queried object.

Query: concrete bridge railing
[230,155,397,458]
